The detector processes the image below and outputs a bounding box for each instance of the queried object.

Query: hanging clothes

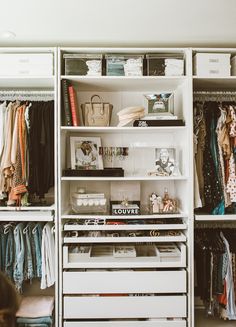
[0,221,55,292]
[0,99,54,207]
[194,100,236,214]
[195,228,236,320]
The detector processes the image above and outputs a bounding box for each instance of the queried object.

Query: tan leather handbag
[81,95,113,126]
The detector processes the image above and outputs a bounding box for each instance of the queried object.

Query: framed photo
[155,148,179,176]
[70,136,103,170]
[144,93,174,116]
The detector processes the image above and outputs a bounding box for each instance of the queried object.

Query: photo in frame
[155,148,180,176]
[144,93,174,116]
[70,136,103,170]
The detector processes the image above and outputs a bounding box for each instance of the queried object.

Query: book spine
[62,79,72,126]
[68,85,79,126]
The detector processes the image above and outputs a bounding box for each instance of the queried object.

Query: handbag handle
[91,94,103,103]
[90,94,104,115]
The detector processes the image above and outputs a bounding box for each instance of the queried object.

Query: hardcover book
[62,79,72,126]
[68,85,79,126]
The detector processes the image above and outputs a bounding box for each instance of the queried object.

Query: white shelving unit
[58,47,192,327]
[0,47,58,327]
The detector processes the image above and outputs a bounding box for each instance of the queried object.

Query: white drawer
[64,321,186,327]
[64,296,187,319]
[0,53,53,76]
[63,243,186,269]
[63,270,186,294]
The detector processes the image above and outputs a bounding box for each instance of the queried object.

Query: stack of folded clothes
[16,296,54,327]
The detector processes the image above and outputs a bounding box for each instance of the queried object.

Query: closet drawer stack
[58,47,192,327]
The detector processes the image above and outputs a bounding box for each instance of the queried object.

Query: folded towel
[16,296,54,318]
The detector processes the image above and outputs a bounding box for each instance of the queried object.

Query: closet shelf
[63,234,187,243]
[63,258,186,269]
[63,223,187,231]
[61,176,188,181]
[195,214,236,221]
[61,75,187,92]
[61,212,187,220]
[61,126,187,133]
[0,204,55,211]
[0,210,54,222]
[0,76,55,88]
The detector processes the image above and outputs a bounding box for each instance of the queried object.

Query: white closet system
[1,47,236,327]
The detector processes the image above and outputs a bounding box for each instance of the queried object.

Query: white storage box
[231,56,236,75]
[0,53,53,76]
[193,53,231,77]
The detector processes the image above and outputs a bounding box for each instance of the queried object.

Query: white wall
[0,0,236,46]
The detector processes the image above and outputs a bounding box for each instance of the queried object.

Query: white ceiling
[0,0,236,47]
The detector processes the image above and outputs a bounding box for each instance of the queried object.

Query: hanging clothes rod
[194,91,236,102]
[0,90,54,101]
[195,220,236,229]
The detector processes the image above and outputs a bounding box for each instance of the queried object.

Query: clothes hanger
[3,222,15,234]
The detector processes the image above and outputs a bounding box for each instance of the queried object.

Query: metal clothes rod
[0,90,54,101]
[194,91,236,102]
[195,221,236,229]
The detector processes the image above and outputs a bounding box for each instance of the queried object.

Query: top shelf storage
[192,49,236,78]
[61,49,187,77]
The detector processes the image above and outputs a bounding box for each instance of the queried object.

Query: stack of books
[61,79,79,126]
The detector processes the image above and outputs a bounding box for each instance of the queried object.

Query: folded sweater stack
[16,296,54,327]
[117,106,145,127]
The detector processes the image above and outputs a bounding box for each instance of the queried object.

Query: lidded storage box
[193,53,231,77]
[64,53,102,76]
[0,53,53,76]
[106,54,144,76]
[71,191,107,214]
[231,56,236,75]
[147,54,184,76]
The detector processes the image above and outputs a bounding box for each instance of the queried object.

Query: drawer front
[63,243,186,269]
[63,271,186,294]
[64,321,186,327]
[0,54,53,76]
[64,296,187,319]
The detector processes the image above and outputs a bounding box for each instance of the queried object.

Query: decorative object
[99,147,129,161]
[111,202,140,216]
[143,93,174,117]
[148,148,180,177]
[70,136,103,170]
[71,190,107,214]
[149,188,178,214]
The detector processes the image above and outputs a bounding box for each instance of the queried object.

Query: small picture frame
[70,136,103,170]
[144,93,174,116]
[155,148,179,176]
